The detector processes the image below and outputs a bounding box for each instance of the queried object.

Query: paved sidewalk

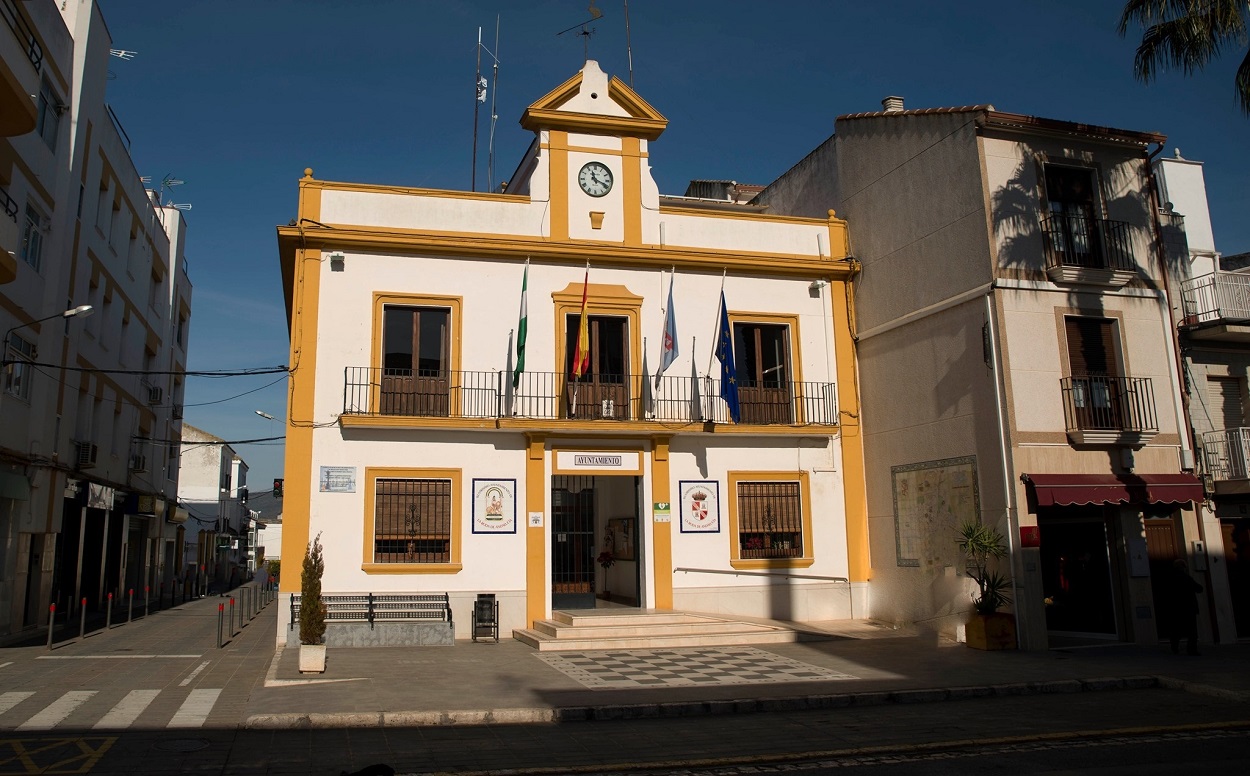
[244,604,1250,729]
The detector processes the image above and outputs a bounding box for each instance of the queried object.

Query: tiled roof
[837,105,992,120]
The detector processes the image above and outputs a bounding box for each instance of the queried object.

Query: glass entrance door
[1039,508,1119,637]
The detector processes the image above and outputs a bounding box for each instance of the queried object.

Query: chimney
[881,96,905,113]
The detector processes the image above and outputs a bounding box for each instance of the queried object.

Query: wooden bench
[290,592,452,632]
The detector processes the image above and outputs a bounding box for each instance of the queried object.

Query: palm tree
[1118,0,1250,115]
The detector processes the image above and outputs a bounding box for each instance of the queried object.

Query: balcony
[0,183,17,284]
[1041,214,1137,287]
[1179,272,1250,343]
[1,0,42,136]
[1201,428,1250,494]
[341,367,838,430]
[1060,375,1157,445]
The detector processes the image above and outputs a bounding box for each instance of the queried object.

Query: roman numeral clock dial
[578,161,613,197]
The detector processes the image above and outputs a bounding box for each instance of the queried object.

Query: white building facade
[1,0,192,639]
[275,62,867,642]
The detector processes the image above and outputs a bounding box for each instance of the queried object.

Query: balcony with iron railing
[341,367,838,430]
[0,183,17,284]
[1,0,43,136]
[1041,214,1138,286]
[1200,428,1250,493]
[1179,272,1250,342]
[1060,374,1158,445]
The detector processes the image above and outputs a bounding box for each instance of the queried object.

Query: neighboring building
[1,0,191,638]
[1156,151,1250,641]
[177,424,249,590]
[757,98,1205,650]
[275,61,866,642]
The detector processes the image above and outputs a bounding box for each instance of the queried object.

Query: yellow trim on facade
[339,416,498,431]
[369,292,463,414]
[726,470,815,570]
[279,172,322,594]
[275,224,853,280]
[727,310,807,419]
[830,277,870,583]
[290,177,529,204]
[361,466,464,572]
[622,137,642,246]
[552,283,643,406]
[521,110,667,141]
[525,434,546,628]
[549,130,569,242]
[650,437,673,609]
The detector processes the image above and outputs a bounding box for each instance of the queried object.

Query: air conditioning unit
[129,454,147,473]
[147,386,163,405]
[74,442,98,469]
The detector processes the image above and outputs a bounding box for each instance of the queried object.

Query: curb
[243,674,1164,729]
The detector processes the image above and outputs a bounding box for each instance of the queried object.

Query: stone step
[512,626,801,651]
[530,617,775,639]
[549,610,701,627]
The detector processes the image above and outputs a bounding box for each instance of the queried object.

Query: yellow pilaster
[525,434,547,627]
[621,137,642,246]
[279,169,322,594]
[831,270,870,583]
[548,131,569,242]
[650,436,673,609]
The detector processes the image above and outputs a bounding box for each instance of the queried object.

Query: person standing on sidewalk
[1163,558,1203,656]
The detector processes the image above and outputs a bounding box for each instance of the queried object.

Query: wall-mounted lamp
[809,280,827,297]
[330,252,345,272]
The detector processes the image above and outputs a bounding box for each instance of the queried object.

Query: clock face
[578,161,613,197]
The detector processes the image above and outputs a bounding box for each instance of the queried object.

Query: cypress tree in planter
[298,533,327,672]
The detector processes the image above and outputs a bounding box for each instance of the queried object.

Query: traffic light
[273,478,284,498]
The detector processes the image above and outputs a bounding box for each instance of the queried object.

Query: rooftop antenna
[108,48,135,81]
[557,0,603,60]
[159,174,184,206]
[485,17,502,192]
[624,0,634,88]
[472,27,483,192]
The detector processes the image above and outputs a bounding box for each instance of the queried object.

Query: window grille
[374,478,452,563]
[736,481,803,558]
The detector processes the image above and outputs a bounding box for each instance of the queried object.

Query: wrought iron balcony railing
[342,367,838,426]
[1060,375,1157,436]
[1200,427,1250,482]
[1180,272,1250,326]
[0,184,17,222]
[1041,214,1135,273]
[1,0,43,71]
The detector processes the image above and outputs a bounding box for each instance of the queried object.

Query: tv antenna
[557,0,603,60]
[471,20,502,192]
[108,49,135,81]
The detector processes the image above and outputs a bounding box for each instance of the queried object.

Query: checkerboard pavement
[535,646,858,690]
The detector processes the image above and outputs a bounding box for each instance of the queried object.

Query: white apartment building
[1,0,192,638]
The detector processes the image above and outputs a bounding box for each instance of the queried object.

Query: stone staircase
[513,609,810,651]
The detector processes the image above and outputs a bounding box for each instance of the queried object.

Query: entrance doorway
[1039,506,1120,638]
[551,474,642,610]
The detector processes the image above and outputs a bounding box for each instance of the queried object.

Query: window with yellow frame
[727,471,814,569]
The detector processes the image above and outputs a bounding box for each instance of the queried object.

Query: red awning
[1022,473,1203,507]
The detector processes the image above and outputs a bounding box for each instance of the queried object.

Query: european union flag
[716,290,740,423]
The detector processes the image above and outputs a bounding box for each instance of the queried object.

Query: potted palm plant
[298,533,328,672]
[956,520,1016,650]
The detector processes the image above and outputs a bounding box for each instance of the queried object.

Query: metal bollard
[229,597,236,635]
[217,603,224,648]
[128,589,134,624]
[106,593,113,630]
[47,603,55,649]
[143,586,149,618]
[79,598,87,639]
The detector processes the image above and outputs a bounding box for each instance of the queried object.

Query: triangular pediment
[521,60,667,140]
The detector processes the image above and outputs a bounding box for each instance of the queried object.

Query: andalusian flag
[572,267,590,378]
[512,260,528,389]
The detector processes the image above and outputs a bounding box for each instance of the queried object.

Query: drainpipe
[984,286,1020,647]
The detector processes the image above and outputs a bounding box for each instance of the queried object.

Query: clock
[577,161,613,197]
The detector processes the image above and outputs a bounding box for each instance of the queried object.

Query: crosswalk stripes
[93,689,160,729]
[0,688,223,731]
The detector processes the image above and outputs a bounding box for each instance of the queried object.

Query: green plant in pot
[298,533,327,672]
[956,520,1016,650]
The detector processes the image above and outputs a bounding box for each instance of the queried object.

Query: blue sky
[97,0,1249,492]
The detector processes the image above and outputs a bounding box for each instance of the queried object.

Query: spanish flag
[572,268,591,378]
